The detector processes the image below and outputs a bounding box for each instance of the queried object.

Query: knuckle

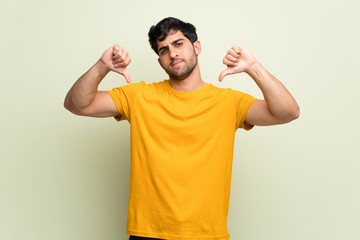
[232,45,240,53]
[114,45,120,52]
[120,55,127,61]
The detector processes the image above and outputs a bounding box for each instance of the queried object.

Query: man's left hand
[219,45,258,81]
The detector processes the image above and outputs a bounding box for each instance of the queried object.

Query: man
[64,17,299,240]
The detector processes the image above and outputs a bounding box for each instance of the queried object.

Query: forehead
[157,31,188,48]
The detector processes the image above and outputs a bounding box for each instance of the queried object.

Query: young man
[64,17,299,240]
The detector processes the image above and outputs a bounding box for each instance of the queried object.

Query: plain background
[1,0,359,239]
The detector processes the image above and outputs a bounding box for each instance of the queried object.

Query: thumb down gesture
[100,44,132,83]
[218,45,258,82]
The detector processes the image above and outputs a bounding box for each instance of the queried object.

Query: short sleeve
[106,82,143,122]
[233,90,258,130]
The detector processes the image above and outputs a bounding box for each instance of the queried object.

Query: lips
[170,59,184,67]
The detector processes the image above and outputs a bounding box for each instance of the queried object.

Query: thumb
[113,68,131,83]
[122,70,131,83]
[218,68,233,82]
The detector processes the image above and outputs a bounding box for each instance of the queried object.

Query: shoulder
[208,84,258,108]
[205,83,248,98]
[145,80,168,89]
[118,80,170,100]
[110,80,165,93]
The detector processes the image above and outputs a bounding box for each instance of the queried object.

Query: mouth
[170,59,184,67]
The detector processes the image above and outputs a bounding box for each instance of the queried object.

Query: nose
[169,46,178,59]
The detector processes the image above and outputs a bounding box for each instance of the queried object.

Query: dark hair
[148,17,198,55]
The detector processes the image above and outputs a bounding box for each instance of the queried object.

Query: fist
[218,45,257,82]
[100,44,131,83]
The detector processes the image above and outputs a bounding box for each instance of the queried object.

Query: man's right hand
[100,44,132,83]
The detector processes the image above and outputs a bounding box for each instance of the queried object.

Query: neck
[168,64,204,92]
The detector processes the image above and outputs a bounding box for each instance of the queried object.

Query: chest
[130,92,237,142]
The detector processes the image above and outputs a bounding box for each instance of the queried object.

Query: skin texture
[63,44,130,117]
[157,31,204,92]
[157,31,198,81]
[219,45,300,125]
[64,32,299,125]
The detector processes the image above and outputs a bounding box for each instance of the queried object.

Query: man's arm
[64,44,131,117]
[219,45,299,126]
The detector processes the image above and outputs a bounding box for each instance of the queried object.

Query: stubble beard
[167,53,198,81]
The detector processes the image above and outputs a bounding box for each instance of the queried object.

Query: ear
[194,40,201,55]
[158,58,164,69]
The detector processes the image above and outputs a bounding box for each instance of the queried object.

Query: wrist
[95,59,111,77]
[245,61,262,76]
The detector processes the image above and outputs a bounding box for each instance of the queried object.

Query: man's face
[157,30,201,81]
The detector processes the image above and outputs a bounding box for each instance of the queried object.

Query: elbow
[274,105,300,124]
[293,105,300,120]
[64,98,91,116]
[284,105,300,123]
[64,91,75,112]
[64,96,75,113]
[63,91,86,115]
[64,99,71,112]
[64,97,81,115]
[291,102,300,120]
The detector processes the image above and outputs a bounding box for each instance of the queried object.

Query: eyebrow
[158,38,185,53]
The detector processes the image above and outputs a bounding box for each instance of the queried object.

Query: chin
[170,74,189,81]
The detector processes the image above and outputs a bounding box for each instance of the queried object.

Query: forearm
[247,62,300,122]
[64,60,109,112]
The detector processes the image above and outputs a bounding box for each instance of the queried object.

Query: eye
[160,49,167,55]
[176,42,183,47]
